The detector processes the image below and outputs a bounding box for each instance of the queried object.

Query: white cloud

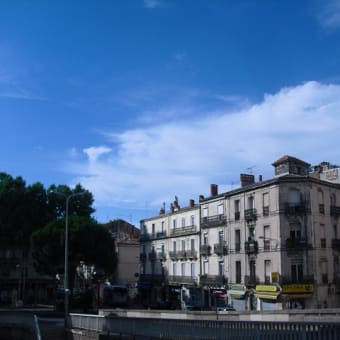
[83,146,112,163]
[318,0,340,29]
[67,81,340,222]
[144,0,165,9]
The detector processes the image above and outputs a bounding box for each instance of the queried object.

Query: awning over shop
[228,284,246,299]
[282,284,314,294]
[255,285,280,301]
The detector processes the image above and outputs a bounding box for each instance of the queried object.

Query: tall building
[139,156,340,310]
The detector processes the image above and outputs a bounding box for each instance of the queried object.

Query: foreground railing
[70,313,340,339]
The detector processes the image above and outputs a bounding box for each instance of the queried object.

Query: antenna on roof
[246,165,256,174]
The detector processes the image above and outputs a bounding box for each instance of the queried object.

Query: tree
[32,216,116,292]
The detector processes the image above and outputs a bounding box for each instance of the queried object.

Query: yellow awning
[255,292,280,300]
[229,290,246,299]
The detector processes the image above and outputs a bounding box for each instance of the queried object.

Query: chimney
[210,184,218,196]
[240,173,255,187]
[189,199,195,208]
[259,175,263,183]
[170,203,174,213]
[159,208,165,215]
[173,200,180,211]
[199,195,205,202]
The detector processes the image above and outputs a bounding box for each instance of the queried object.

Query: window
[203,233,208,245]
[191,263,195,278]
[248,196,255,209]
[320,224,326,248]
[203,261,209,275]
[181,217,186,228]
[263,225,271,250]
[218,203,224,216]
[161,244,165,254]
[190,215,195,226]
[236,261,241,283]
[173,219,177,229]
[181,263,186,276]
[202,207,208,223]
[235,230,241,252]
[331,193,336,207]
[173,262,177,276]
[321,260,328,284]
[288,189,301,206]
[181,239,186,251]
[264,260,271,283]
[218,230,224,244]
[234,200,240,221]
[334,224,338,239]
[218,261,224,276]
[318,189,325,214]
[152,223,155,236]
[161,221,165,233]
[263,192,269,216]
[191,238,195,251]
[291,263,303,282]
[249,227,255,241]
[290,223,302,240]
[173,241,177,252]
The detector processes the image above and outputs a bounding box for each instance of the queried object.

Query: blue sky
[1,0,340,226]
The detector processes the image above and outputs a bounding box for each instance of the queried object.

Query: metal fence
[70,313,340,339]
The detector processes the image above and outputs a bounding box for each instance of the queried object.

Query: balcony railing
[245,240,258,255]
[263,206,269,216]
[170,225,197,236]
[280,275,314,284]
[169,251,179,260]
[285,202,308,216]
[186,249,198,259]
[140,231,167,241]
[200,245,211,256]
[200,275,227,285]
[285,238,311,250]
[330,206,340,218]
[201,215,227,228]
[332,239,340,251]
[168,275,196,284]
[158,252,167,261]
[213,242,228,256]
[244,209,257,222]
[177,250,187,260]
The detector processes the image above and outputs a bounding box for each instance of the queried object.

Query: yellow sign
[256,285,278,292]
[271,272,279,282]
[282,284,314,293]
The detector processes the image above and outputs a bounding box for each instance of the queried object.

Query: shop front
[255,284,282,311]
[281,283,314,309]
[228,284,247,311]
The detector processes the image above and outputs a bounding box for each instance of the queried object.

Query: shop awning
[255,292,280,300]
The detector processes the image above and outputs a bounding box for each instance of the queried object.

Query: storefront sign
[282,284,314,294]
[256,285,278,292]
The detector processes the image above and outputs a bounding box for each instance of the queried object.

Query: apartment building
[139,156,340,310]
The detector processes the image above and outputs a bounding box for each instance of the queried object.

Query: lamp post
[51,190,86,328]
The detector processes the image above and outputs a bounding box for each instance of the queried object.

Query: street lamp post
[52,190,86,329]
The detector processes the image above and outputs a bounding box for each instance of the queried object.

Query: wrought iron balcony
[332,239,340,251]
[170,225,197,236]
[200,244,211,256]
[158,252,167,261]
[285,238,311,250]
[244,208,257,222]
[169,251,179,260]
[330,206,340,218]
[200,274,227,285]
[201,215,227,228]
[214,242,228,256]
[177,250,187,260]
[186,249,198,259]
[245,240,258,255]
[168,275,196,284]
[284,202,308,216]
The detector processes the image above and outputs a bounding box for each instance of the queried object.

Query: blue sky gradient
[1,0,340,225]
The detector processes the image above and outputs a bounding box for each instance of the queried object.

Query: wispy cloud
[66,81,340,221]
[144,0,166,9]
[317,0,340,29]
